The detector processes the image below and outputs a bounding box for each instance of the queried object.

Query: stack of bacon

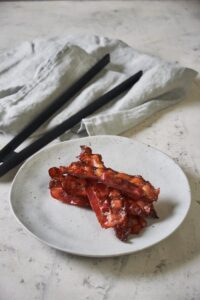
[48,146,160,241]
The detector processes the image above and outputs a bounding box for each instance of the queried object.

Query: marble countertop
[0,1,200,299]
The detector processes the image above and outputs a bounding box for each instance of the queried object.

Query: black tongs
[0,54,143,177]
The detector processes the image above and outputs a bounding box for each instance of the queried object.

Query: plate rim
[9,135,191,257]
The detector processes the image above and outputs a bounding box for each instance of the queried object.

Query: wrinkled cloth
[0,35,197,139]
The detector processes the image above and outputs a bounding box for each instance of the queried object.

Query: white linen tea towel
[0,35,197,140]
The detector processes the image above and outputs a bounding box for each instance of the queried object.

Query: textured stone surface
[0,1,200,299]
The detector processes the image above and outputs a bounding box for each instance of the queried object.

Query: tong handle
[0,70,143,178]
[0,54,110,162]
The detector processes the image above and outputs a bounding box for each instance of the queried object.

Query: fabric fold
[0,35,197,138]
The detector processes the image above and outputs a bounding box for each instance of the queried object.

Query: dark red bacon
[115,216,147,241]
[49,179,90,208]
[48,145,159,241]
[86,182,127,228]
[59,146,159,202]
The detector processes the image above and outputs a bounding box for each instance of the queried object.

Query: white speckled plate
[10,135,191,257]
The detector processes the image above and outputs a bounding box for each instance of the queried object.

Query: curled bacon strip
[48,146,159,241]
[60,146,159,202]
[115,216,147,241]
[79,145,104,168]
[86,182,127,228]
[80,146,159,202]
[49,173,90,208]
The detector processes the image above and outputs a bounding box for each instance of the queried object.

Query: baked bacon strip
[114,216,147,241]
[60,146,160,202]
[49,167,157,218]
[86,182,127,228]
[79,146,159,202]
[49,174,90,208]
[79,145,104,168]
[78,146,158,218]
[49,167,88,197]
[48,146,159,241]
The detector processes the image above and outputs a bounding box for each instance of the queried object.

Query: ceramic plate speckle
[10,135,191,257]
